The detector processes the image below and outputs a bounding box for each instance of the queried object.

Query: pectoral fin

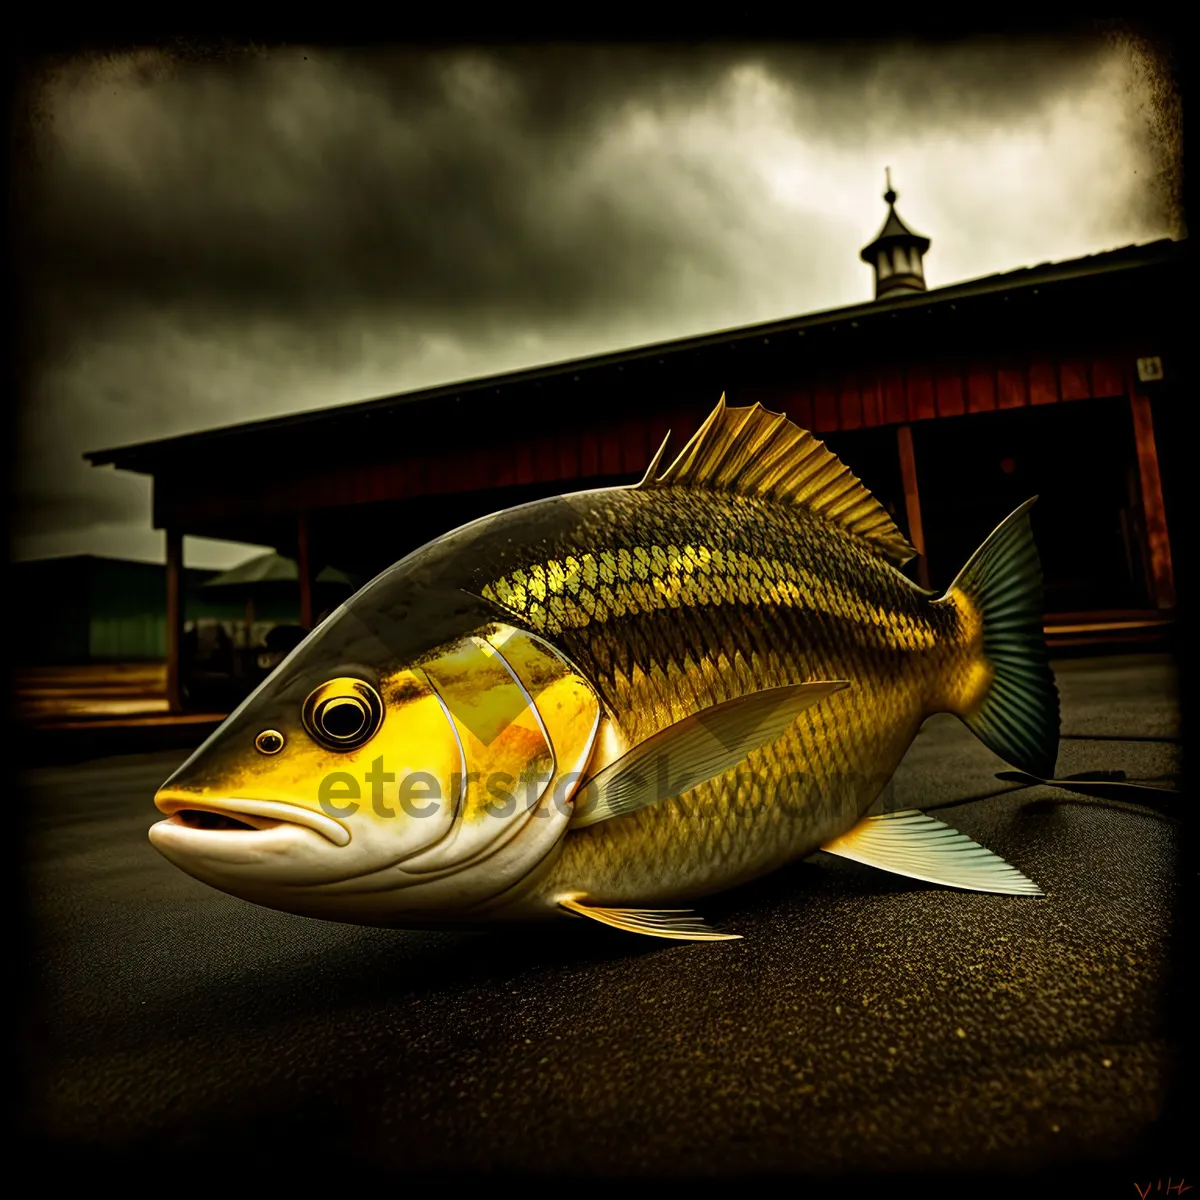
[821,810,1044,897]
[559,897,742,941]
[569,680,848,829]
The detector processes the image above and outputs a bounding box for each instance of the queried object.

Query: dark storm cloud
[10,34,1182,564]
[22,39,1126,329]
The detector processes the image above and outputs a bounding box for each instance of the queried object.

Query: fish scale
[473,484,954,907]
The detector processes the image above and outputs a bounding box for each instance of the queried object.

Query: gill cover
[317,624,602,915]
[406,626,601,872]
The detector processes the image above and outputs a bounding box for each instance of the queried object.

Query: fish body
[477,484,960,913]
[150,399,1059,939]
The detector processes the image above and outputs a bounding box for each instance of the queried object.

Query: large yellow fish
[151,399,1060,941]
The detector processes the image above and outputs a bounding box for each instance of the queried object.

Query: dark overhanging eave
[84,238,1183,475]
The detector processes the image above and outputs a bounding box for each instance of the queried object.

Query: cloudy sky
[12,32,1183,570]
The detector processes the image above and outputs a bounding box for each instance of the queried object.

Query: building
[11,554,285,665]
[10,552,338,666]
[85,182,1184,710]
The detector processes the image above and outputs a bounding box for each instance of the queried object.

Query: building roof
[202,553,352,587]
[11,553,228,580]
[86,237,1184,474]
[13,552,198,570]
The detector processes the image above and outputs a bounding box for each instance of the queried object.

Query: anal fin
[559,897,742,941]
[821,810,1044,897]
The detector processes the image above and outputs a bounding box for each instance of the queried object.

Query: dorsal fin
[636,394,917,566]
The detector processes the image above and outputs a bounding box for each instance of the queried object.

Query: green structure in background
[14,554,303,665]
[201,554,354,634]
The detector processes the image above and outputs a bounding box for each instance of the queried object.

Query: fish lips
[149,795,353,888]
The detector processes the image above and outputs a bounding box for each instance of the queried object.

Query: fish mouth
[153,794,351,847]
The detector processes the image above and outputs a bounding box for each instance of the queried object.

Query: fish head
[150,579,601,925]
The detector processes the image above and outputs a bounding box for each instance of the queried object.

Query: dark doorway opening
[823,427,907,529]
[824,426,918,583]
[911,399,1149,613]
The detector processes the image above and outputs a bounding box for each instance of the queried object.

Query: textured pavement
[17,653,1188,1182]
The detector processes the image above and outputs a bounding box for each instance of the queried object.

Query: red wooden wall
[736,354,1126,431]
[156,352,1133,530]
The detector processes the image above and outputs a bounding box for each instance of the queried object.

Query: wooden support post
[297,513,314,629]
[1128,389,1175,611]
[896,424,930,589]
[165,528,184,714]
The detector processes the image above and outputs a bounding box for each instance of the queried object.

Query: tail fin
[944,498,1060,778]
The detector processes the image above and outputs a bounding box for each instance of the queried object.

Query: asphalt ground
[15,653,1190,1187]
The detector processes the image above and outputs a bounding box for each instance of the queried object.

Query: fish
[150,397,1060,941]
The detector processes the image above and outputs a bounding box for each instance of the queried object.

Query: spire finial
[862,167,930,299]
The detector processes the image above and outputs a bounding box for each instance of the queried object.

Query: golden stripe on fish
[482,546,936,649]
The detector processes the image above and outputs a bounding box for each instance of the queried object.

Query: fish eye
[302,677,385,751]
[255,729,285,755]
